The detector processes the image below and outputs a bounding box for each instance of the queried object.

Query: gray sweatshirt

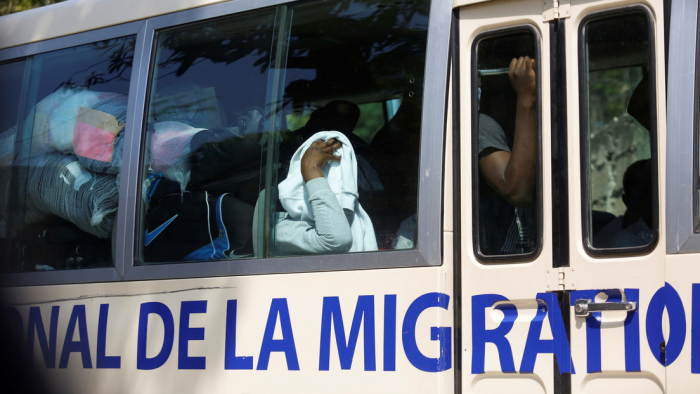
[274,177,353,255]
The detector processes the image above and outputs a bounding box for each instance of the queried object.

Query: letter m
[319,296,376,371]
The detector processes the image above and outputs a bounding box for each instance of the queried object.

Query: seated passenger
[478,56,538,255]
[275,134,378,255]
[287,101,384,220]
[369,97,421,248]
[293,100,361,144]
[289,101,382,192]
[592,159,652,248]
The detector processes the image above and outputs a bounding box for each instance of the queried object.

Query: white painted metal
[2,267,455,394]
[0,0,457,392]
[543,0,571,22]
[565,0,667,392]
[0,0,232,49]
[544,267,578,291]
[458,1,556,393]
[665,254,699,394]
[5,0,700,392]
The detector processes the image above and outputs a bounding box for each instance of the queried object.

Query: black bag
[143,186,254,263]
[189,129,265,205]
[189,129,294,206]
[21,219,111,270]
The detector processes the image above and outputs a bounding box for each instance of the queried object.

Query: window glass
[0,36,135,272]
[582,11,656,250]
[139,0,430,264]
[141,8,276,264]
[473,30,541,258]
[0,60,26,271]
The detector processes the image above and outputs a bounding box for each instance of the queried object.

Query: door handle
[574,298,637,318]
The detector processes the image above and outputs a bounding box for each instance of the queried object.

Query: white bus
[0,0,697,392]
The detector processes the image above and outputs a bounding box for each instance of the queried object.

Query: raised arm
[301,139,342,182]
[275,139,353,255]
[479,56,537,207]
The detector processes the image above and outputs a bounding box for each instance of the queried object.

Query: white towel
[278,131,378,252]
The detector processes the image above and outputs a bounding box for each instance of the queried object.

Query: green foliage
[354,102,385,143]
[285,111,312,131]
[587,66,650,216]
[0,0,64,16]
[588,68,641,128]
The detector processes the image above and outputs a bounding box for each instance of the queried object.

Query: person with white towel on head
[275,131,378,255]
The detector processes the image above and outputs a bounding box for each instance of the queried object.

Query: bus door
[565,0,666,392]
[456,0,666,392]
[456,0,558,392]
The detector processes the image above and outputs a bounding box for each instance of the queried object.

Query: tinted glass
[582,11,656,250]
[140,8,276,263]
[139,0,430,264]
[473,30,540,258]
[0,60,27,269]
[0,36,135,272]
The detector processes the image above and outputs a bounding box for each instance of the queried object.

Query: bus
[0,0,697,392]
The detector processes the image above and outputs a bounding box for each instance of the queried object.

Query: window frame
[0,0,451,286]
[578,5,660,257]
[667,0,700,253]
[469,24,544,263]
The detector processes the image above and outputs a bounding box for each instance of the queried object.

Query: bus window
[139,0,429,264]
[140,8,276,263]
[581,9,658,252]
[472,28,542,259]
[0,36,135,272]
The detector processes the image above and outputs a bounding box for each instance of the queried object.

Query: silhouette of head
[627,72,651,131]
[296,100,360,141]
[621,158,653,228]
[305,100,360,135]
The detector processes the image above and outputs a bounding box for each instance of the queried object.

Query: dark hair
[627,71,651,131]
[622,158,652,228]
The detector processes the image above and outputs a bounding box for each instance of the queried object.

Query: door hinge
[542,0,571,22]
[545,267,577,291]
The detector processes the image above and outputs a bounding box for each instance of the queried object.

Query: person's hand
[301,138,342,182]
[508,56,536,107]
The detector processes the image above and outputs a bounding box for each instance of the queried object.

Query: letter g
[402,293,452,372]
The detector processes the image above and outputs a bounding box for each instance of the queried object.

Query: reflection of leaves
[0,0,65,16]
[158,19,273,76]
[53,36,135,92]
[86,72,105,88]
[56,79,76,90]
[284,0,429,106]
[104,39,135,77]
[156,0,429,106]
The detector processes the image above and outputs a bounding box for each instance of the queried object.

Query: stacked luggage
[0,88,126,270]
[0,86,264,268]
